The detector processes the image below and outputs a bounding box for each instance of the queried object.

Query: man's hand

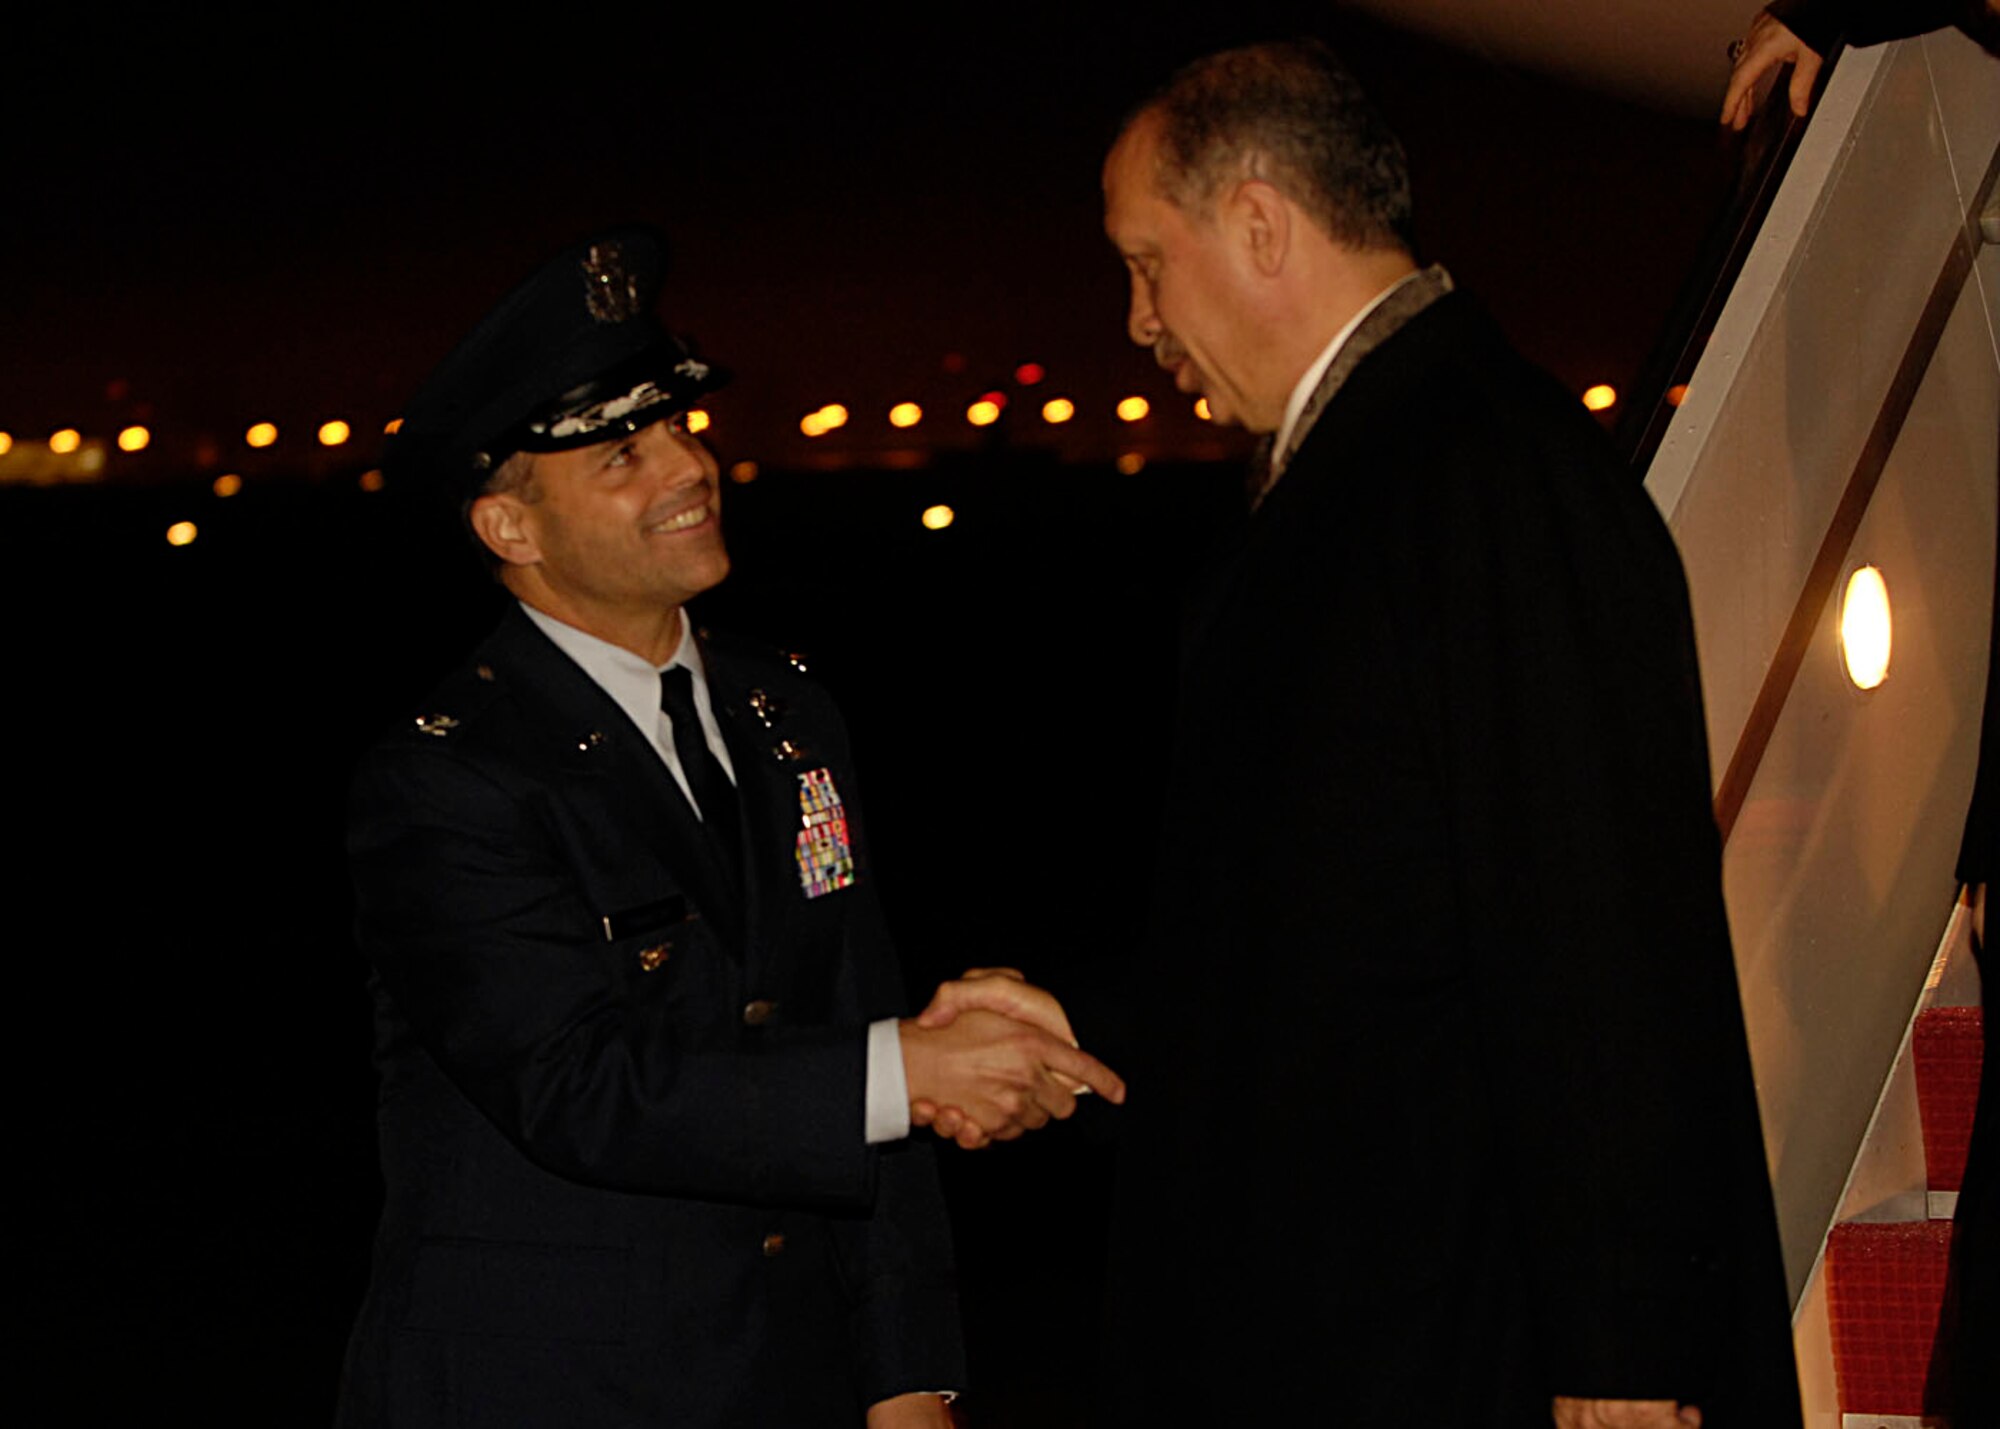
[1722,9,1822,129]
[916,966,1077,1042]
[900,1008,1124,1150]
[910,968,1114,1145]
[866,1391,955,1428]
[1553,1397,1702,1428]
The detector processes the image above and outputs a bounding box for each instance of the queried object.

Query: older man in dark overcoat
[1085,41,1800,1429]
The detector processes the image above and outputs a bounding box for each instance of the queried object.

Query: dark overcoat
[336,607,962,1427]
[1102,292,1800,1426]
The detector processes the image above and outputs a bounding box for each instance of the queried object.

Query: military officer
[336,228,1121,1427]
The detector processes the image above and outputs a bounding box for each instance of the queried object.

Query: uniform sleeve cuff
[864,1017,912,1144]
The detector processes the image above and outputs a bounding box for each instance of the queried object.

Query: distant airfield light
[1116,452,1146,475]
[684,409,711,434]
[1194,397,1212,421]
[0,432,14,456]
[1014,362,1045,386]
[245,421,278,448]
[1041,398,1075,425]
[888,402,923,429]
[966,399,1001,428]
[729,460,760,484]
[1840,565,1892,690]
[319,419,352,447]
[921,504,956,531]
[1116,396,1150,423]
[118,425,151,453]
[979,390,1007,411]
[1666,384,1689,408]
[1581,384,1618,412]
[213,473,243,498]
[50,428,82,455]
[383,417,404,435]
[165,520,198,547]
[358,469,386,492]
[801,404,848,438]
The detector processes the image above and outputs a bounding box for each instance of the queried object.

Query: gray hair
[1138,39,1413,253]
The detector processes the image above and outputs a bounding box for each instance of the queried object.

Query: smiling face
[1103,112,1270,431]
[473,414,727,657]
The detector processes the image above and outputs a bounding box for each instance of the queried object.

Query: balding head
[1134,39,1413,255]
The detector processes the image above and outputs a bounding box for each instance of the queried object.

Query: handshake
[899,968,1125,1150]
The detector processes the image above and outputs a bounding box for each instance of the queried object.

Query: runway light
[729,460,759,484]
[1116,396,1150,422]
[245,421,278,448]
[979,390,1007,411]
[383,417,404,435]
[1116,453,1146,474]
[1840,565,1892,690]
[1194,397,1212,421]
[213,473,243,497]
[921,504,955,530]
[1582,384,1617,412]
[319,419,352,447]
[118,425,151,452]
[684,410,711,434]
[50,428,81,454]
[1041,398,1075,425]
[358,469,386,492]
[0,432,11,456]
[165,520,198,547]
[888,402,923,429]
[801,404,848,438]
[1014,362,1045,386]
[966,399,1000,427]
[1666,384,1689,408]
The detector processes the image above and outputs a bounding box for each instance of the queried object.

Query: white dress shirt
[1269,269,1423,473]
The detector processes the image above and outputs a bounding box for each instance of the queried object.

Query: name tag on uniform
[794,767,857,898]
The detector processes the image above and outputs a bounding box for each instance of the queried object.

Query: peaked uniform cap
[386,226,728,494]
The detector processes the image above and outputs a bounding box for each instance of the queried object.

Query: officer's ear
[469,489,541,568]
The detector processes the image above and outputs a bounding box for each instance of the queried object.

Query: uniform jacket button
[742,999,777,1026]
[762,1232,786,1257]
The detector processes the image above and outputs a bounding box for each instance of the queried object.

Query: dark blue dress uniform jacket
[336,607,962,1427]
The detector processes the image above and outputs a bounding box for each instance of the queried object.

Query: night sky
[6,7,1737,478]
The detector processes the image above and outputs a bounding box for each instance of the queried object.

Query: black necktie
[659,666,743,893]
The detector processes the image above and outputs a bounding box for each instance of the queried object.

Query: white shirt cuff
[864,1017,912,1144]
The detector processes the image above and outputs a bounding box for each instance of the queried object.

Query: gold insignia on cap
[637,943,670,972]
[581,241,641,323]
[476,665,495,682]
[414,714,459,737]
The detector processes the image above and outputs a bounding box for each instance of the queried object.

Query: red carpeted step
[1826,1219,1955,1417]
[1913,1005,1984,1192]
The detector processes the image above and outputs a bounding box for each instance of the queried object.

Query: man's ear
[1228,178,1292,279]
[469,491,540,568]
